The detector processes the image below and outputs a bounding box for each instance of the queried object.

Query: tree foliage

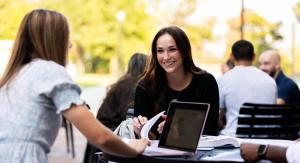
[0,0,156,73]
[1,0,283,74]
[292,2,300,74]
[293,2,300,22]
[0,0,37,39]
[226,9,283,64]
[146,0,215,63]
[42,0,156,73]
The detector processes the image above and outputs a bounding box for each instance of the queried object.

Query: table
[96,138,295,163]
[98,148,244,163]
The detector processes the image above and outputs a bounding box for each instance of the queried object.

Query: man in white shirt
[218,40,277,136]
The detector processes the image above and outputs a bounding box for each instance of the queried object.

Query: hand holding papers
[140,111,165,139]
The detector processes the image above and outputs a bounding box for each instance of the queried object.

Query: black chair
[236,103,300,140]
[62,116,75,158]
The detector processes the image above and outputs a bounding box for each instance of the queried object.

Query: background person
[96,53,148,130]
[218,40,277,136]
[133,26,219,139]
[221,58,235,75]
[0,9,148,163]
[84,53,148,163]
[259,49,300,104]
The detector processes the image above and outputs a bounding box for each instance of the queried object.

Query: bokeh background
[1,1,300,162]
[1,0,300,87]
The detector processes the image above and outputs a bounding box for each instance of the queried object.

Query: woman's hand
[133,115,148,136]
[157,114,167,134]
[240,143,260,162]
[127,138,150,157]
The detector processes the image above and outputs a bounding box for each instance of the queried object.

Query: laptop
[143,101,210,156]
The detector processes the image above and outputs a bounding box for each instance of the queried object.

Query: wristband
[257,144,269,159]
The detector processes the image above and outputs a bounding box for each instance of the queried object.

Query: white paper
[143,146,190,156]
[140,111,165,139]
[149,140,159,146]
[201,148,244,162]
[198,135,241,148]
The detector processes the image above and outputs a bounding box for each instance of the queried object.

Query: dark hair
[113,53,148,88]
[143,26,204,96]
[97,53,148,128]
[226,59,235,69]
[231,40,254,61]
[127,53,148,79]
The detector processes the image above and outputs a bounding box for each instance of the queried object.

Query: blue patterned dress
[0,59,85,163]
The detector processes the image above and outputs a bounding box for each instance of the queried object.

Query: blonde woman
[0,9,148,163]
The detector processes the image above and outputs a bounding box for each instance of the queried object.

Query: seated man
[259,50,300,104]
[240,140,300,163]
[218,40,277,136]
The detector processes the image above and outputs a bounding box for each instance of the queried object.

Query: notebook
[143,101,210,156]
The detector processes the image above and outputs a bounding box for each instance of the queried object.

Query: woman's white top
[0,59,84,163]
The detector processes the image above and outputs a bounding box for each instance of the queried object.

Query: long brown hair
[106,53,148,102]
[0,9,69,87]
[143,26,204,97]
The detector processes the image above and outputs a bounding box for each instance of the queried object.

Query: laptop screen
[158,101,210,152]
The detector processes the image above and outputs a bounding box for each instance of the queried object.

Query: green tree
[0,0,214,74]
[293,2,300,22]
[292,2,300,74]
[0,0,37,39]
[145,0,215,63]
[226,9,283,64]
[42,0,156,73]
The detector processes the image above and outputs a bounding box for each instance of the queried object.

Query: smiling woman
[133,26,220,139]
[156,33,184,76]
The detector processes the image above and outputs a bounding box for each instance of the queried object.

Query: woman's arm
[63,105,149,157]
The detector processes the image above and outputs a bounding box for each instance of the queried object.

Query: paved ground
[48,127,86,163]
[49,86,106,163]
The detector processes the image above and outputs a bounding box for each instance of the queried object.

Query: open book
[198,135,296,148]
[140,111,295,149]
[198,135,241,148]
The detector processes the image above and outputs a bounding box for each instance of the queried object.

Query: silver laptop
[143,101,210,156]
